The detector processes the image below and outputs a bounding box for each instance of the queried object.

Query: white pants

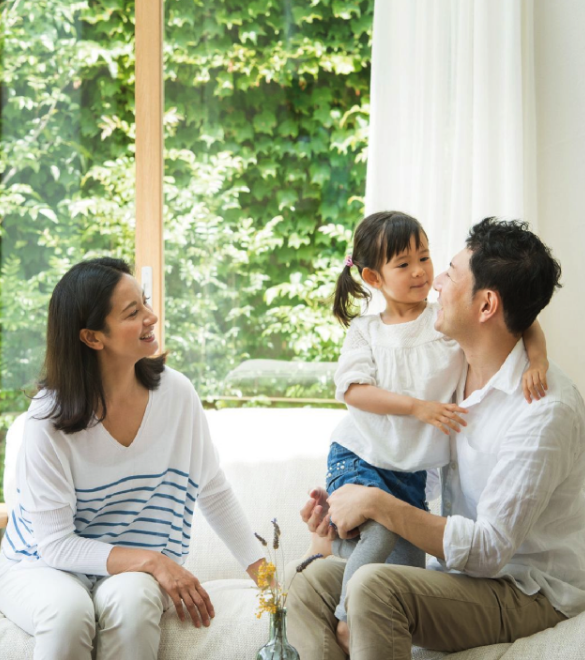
[0,562,171,660]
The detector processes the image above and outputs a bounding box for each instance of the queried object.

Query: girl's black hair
[333,211,426,327]
[37,257,166,434]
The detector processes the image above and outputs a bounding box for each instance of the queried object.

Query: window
[0,1,373,498]
[162,0,373,404]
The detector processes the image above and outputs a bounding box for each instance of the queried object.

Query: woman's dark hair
[466,218,562,335]
[333,211,427,327]
[38,257,166,434]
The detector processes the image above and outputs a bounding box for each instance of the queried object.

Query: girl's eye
[421,257,430,262]
[398,263,408,268]
[129,309,139,318]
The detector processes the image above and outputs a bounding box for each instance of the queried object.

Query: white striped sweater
[2,367,261,575]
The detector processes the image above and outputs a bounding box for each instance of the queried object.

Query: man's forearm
[366,489,447,560]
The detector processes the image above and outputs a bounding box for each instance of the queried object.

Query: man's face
[433,248,476,339]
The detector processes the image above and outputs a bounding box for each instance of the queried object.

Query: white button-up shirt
[428,340,585,617]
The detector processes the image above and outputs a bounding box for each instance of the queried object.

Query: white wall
[534,0,585,396]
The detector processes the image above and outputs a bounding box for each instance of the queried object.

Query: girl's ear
[79,329,104,351]
[361,267,381,289]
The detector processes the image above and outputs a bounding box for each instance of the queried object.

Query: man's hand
[522,360,549,403]
[327,484,379,539]
[412,400,468,435]
[300,487,337,539]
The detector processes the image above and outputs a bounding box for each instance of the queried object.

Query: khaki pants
[286,556,566,660]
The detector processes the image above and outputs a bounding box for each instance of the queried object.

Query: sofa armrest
[0,503,8,529]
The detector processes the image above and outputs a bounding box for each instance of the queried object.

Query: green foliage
[163,0,372,397]
[1,0,373,413]
[1,0,136,400]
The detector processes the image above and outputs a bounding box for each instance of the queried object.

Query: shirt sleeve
[19,416,76,514]
[28,506,113,575]
[443,401,579,577]
[334,318,377,402]
[197,470,264,570]
[18,417,114,574]
[189,390,264,570]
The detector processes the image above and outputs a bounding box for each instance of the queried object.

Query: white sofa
[1,408,583,659]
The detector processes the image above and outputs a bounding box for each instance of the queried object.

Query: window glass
[163,0,373,405]
[0,1,136,493]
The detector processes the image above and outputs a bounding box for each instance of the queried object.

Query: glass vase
[256,608,300,660]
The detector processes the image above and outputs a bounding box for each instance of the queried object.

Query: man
[287,218,585,659]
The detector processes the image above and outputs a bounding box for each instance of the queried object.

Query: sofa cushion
[159,579,267,659]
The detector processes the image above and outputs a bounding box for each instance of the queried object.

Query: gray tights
[332,519,426,622]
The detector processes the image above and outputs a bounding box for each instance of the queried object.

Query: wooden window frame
[135,0,165,350]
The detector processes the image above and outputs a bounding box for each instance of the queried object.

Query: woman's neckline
[98,388,154,450]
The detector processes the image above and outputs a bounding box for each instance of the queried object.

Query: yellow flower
[257,561,276,590]
[256,590,279,617]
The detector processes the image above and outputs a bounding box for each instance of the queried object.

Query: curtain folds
[365,0,536,292]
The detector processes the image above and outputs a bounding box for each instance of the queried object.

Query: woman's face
[97,273,159,362]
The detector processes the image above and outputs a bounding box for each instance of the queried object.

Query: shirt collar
[459,339,528,407]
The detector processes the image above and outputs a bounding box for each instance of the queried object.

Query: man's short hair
[466,218,562,335]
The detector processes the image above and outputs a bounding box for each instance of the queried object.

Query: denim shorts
[325,442,428,511]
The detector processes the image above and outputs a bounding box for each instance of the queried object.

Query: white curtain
[364,0,536,301]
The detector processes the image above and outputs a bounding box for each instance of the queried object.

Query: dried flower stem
[296,553,323,573]
[283,553,323,609]
[255,532,268,547]
[271,518,281,550]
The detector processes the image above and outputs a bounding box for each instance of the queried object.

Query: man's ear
[79,329,104,351]
[361,267,381,289]
[478,289,500,324]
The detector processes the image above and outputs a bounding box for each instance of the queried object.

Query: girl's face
[95,274,159,362]
[374,234,434,305]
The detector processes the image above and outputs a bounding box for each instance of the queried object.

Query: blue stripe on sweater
[11,511,28,546]
[4,531,39,558]
[75,468,198,493]
[77,484,188,505]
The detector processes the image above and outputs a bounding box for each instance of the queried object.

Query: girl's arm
[522,320,549,403]
[345,384,467,435]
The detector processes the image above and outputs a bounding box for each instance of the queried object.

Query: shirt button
[450,462,457,471]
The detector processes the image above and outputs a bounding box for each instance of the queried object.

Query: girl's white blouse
[332,302,466,472]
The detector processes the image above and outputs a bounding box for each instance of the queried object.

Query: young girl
[323,211,549,641]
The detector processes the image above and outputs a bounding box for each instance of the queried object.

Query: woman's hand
[327,484,378,539]
[522,360,549,403]
[412,400,468,435]
[148,553,214,627]
[246,558,266,585]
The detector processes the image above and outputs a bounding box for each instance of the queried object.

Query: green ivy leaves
[0,0,373,409]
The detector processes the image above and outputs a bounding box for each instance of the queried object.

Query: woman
[0,257,264,660]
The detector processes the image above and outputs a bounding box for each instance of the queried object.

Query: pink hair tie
[344,255,354,268]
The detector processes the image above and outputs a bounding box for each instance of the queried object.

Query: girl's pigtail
[332,265,370,328]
